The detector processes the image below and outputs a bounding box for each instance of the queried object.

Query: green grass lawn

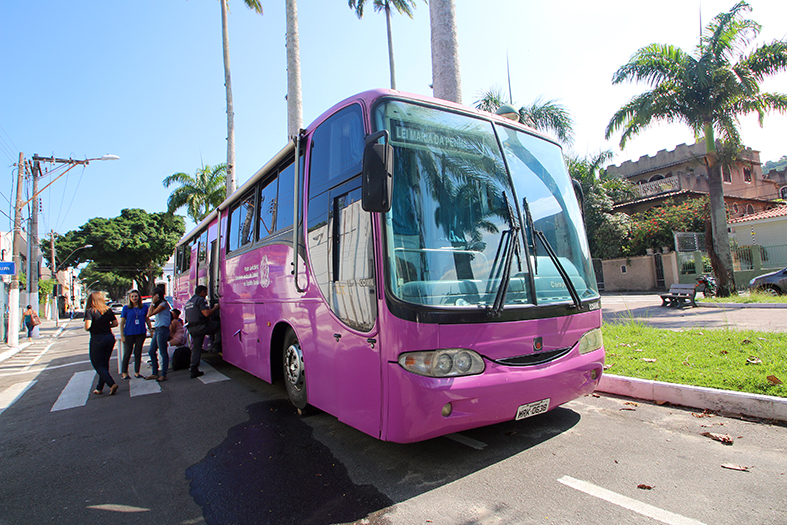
[697,291,787,304]
[603,320,787,397]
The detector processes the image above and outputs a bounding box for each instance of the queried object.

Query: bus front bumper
[382,347,604,443]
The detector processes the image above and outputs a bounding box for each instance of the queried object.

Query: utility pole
[30,160,40,329]
[8,153,25,347]
[51,229,59,328]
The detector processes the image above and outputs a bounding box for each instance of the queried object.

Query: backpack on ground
[172,346,191,371]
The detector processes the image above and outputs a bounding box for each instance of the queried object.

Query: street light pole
[6,153,118,347]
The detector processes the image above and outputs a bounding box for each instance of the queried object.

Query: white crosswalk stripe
[1,362,230,416]
[130,376,162,397]
[0,380,38,415]
[198,362,230,384]
[51,370,95,411]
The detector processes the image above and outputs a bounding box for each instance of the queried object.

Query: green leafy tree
[46,209,185,295]
[78,262,133,301]
[605,1,787,296]
[762,155,787,173]
[164,163,227,224]
[348,0,421,90]
[566,151,632,259]
[474,87,574,145]
[626,198,710,256]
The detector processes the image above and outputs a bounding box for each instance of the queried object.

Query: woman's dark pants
[90,333,116,391]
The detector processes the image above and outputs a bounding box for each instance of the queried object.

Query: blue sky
[2,0,786,237]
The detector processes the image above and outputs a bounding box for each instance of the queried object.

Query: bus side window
[259,176,278,239]
[228,192,256,252]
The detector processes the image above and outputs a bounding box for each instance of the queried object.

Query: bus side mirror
[362,130,393,213]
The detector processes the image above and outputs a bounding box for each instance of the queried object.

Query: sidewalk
[597,293,787,422]
[0,318,72,363]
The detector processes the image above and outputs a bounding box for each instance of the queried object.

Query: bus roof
[177,89,559,245]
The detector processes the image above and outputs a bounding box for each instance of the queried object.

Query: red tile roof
[728,205,787,224]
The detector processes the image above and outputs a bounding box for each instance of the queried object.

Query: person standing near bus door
[145,286,171,382]
[84,292,120,396]
[184,285,220,379]
[120,290,148,379]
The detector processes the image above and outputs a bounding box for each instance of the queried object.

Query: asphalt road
[1,320,786,525]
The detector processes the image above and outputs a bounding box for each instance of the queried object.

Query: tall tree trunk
[285,0,303,140]
[385,5,396,89]
[703,123,736,297]
[220,0,237,195]
[429,0,462,104]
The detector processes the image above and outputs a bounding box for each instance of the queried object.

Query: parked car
[748,267,787,295]
[110,302,124,315]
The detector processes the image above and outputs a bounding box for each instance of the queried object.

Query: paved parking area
[601,294,787,332]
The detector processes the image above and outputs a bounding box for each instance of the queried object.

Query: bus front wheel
[283,331,308,410]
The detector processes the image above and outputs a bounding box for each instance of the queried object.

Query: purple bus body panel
[378,310,603,443]
[219,241,384,438]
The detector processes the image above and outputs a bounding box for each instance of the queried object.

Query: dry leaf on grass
[637,484,653,490]
[701,432,734,445]
[767,375,783,385]
[692,410,715,418]
[642,358,657,363]
[746,356,762,365]
[741,339,752,345]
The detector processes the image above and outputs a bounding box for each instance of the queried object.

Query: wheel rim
[284,342,304,392]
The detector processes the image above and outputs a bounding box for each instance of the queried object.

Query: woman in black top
[84,292,120,395]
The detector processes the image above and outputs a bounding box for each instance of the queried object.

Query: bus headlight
[398,349,485,377]
[577,328,603,355]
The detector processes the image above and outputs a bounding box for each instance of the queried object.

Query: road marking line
[21,342,55,373]
[0,380,38,415]
[445,433,488,450]
[198,362,230,384]
[558,476,708,525]
[129,377,161,397]
[51,370,95,412]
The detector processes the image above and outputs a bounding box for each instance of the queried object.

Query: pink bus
[172,89,604,443]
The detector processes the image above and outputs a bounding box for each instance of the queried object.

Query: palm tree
[604,1,787,296]
[474,87,575,145]
[164,164,228,224]
[429,0,461,103]
[348,0,420,90]
[220,0,263,197]
[285,0,303,140]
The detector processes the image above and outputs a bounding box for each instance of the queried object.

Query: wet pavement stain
[187,399,393,525]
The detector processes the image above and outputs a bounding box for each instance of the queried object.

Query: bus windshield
[375,99,598,308]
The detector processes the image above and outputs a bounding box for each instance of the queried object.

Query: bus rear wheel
[283,330,308,410]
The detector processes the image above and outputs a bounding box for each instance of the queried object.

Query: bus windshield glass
[375,100,598,308]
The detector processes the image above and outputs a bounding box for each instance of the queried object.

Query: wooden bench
[659,283,698,309]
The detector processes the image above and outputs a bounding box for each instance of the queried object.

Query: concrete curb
[596,374,787,423]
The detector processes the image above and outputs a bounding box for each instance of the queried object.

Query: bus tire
[283,330,308,410]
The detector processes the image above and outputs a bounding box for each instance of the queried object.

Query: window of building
[780,186,787,200]
[743,168,752,182]
[746,204,754,215]
[732,203,739,213]
[722,166,732,183]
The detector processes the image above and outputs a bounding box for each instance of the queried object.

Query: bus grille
[494,347,571,366]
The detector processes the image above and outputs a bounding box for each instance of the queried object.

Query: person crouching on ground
[120,290,148,379]
[145,286,171,382]
[84,292,119,396]
[184,285,220,379]
[168,308,186,348]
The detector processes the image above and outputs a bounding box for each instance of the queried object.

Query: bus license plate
[515,398,550,420]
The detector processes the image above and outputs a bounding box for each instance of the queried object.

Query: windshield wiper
[521,198,582,309]
[488,193,520,318]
